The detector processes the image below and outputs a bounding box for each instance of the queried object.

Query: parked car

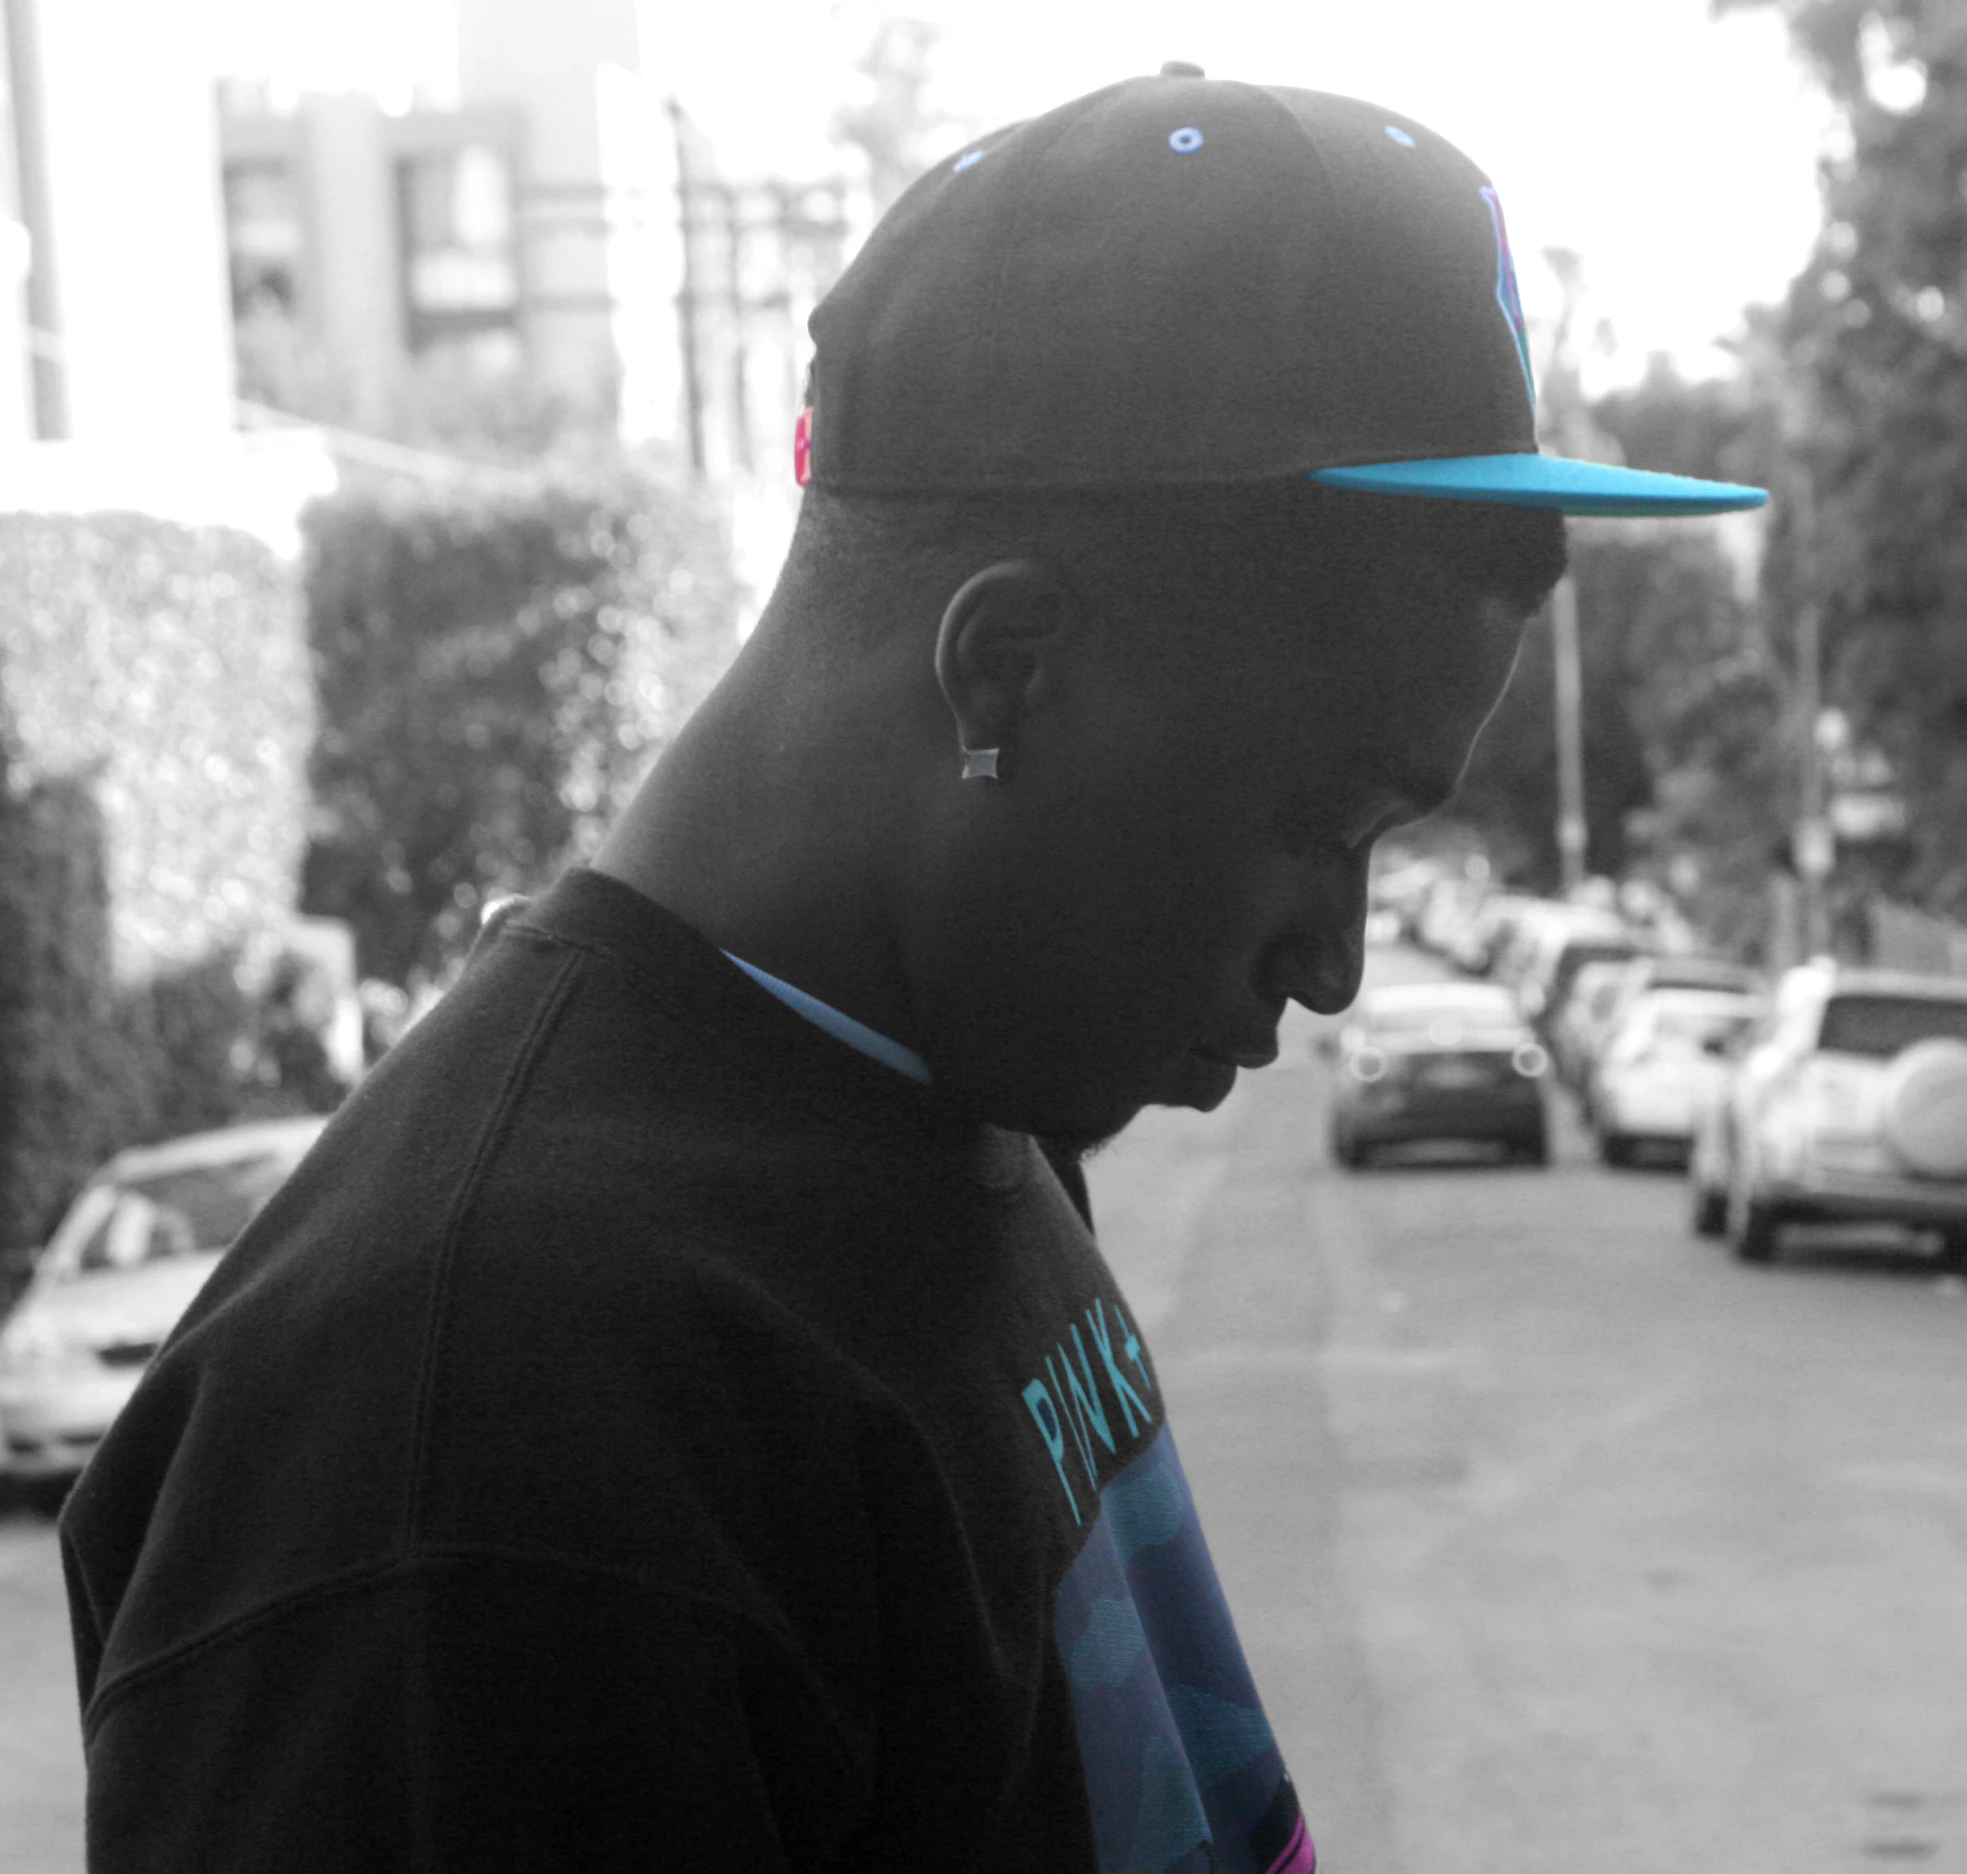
[1688,964,1967,1262]
[1549,958,1635,1093]
[1371,857,1451,945]
[1328,981,1550,1167]
[1571,953,1764,1111]
[1489,899,1572,998]
[1513,912,1651,1049]
[0,1116,326,1512]
[1588,987,1765,1166]
[1596,955,1762,1046]
[1415,875,1485,961]
[1452,892,1541,978]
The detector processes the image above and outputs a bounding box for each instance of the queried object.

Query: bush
[298,454,741,983]
[0,511,313,979]
[0,512,317,1290]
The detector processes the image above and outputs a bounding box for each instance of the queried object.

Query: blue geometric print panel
[1054,1422,1313,1872]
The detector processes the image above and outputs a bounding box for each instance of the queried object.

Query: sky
[211,0,1840,393]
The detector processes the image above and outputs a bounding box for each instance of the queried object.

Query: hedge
[299,454,741,984]
[1,511,314,980]
[0,512,316,1288]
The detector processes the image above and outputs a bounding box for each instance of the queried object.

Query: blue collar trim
[723,952,933,1085]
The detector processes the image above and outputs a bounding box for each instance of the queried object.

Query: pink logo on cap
[794,406,813,487]
[1479,187,1535,416]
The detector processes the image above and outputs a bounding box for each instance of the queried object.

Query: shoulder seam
[401,952,584,1550]
[79,1545,873,1793]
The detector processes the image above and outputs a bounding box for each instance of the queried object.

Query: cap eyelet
[1384,125,1416,148]
[954,148,985,172]
[1168,126,1205,154]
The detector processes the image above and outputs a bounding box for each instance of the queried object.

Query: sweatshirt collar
[721,951,933,1085]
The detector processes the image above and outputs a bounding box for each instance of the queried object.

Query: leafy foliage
[831,14,962,211]
[0,513,324,1281]
[1720,0,1967,914]
[298,457,741,984]
[1454,527,1720,887]
[0,512,314,980]
[1439,322,1798,950]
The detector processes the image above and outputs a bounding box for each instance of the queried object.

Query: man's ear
[933,559,1079,761]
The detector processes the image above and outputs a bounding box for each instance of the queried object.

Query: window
[1817,995,1967,1059]
[70,1154,298,1276]
[398,143,520,353]
[223,156,302,320]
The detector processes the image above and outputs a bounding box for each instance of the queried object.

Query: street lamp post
[1551,573,1588,895]
[1789,475,1832,957]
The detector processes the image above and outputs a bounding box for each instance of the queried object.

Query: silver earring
[960,746,1001,781]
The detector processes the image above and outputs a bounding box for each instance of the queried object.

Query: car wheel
[1598,1131,1630,1168]
[1728,1186,1783,1264]
[1690,1181,1727,1238]
[1516,1131,1550,1167]
[1330,1127,1362,1169]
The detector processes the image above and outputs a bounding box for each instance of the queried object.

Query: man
[61,68,1764,1872]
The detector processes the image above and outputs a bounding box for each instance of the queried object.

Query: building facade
[5,0,853,582]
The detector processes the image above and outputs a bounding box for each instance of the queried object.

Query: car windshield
[67,1153,298,1277]
[1818,994,1967,1059]
[1367,994,1520,1038]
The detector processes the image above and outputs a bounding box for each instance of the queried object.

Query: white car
[1689,964,1967,1262]
[0,1116,326,1512]
[1588,988,1764,1166]
[1549,958,1635,1093]
[1505,906,1646,1033]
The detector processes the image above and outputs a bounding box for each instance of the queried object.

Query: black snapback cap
[795,66,1767,517]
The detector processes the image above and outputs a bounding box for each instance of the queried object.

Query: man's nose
[1256,853,1371,1014]
[1261,923,1365,1016]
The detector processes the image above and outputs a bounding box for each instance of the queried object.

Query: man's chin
[954,1040,1243,1159]
[1129,1047,1240,1115]
[1051,1053,1235,1150]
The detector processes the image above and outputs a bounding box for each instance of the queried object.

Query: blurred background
[5,2,1967,1869]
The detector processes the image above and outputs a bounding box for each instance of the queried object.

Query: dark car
[1327,981,1551,1167]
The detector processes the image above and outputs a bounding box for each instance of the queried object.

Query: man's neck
[590,644,927,1056]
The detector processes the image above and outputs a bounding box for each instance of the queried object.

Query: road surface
[1088,944,1967,1872]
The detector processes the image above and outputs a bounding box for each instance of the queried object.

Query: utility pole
[1790,474,1832,956]
[1550,574,1588,894]
[6,0,67,437]
[667,98,708,477]
[720,181,753,476]
[1541,246,1591,898]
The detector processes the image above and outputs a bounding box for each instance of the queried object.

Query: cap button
[1159,60,1205,77]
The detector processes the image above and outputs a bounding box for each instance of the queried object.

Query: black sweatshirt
[61,868,1314,1873]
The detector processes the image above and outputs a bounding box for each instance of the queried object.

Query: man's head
[602,66,1764,1152]
[744,476,1563,1151]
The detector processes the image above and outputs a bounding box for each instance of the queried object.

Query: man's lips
[1192,1042,1279,1070]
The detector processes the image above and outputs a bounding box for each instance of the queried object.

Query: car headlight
[0,1312,85,1373]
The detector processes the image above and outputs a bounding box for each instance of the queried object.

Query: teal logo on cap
[1479,186,1535,415]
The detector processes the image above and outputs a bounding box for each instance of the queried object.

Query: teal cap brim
[1311,452,1768,516]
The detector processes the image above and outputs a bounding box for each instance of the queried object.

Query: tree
[1451,525,1747,894]
[1719,0,1967,915]
[298,456,741,985]
[831,15,963,213]
[1443,335,1791,951]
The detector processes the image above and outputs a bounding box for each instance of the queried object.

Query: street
[5,941,1967,1871]
[1088,943,1967,1872]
